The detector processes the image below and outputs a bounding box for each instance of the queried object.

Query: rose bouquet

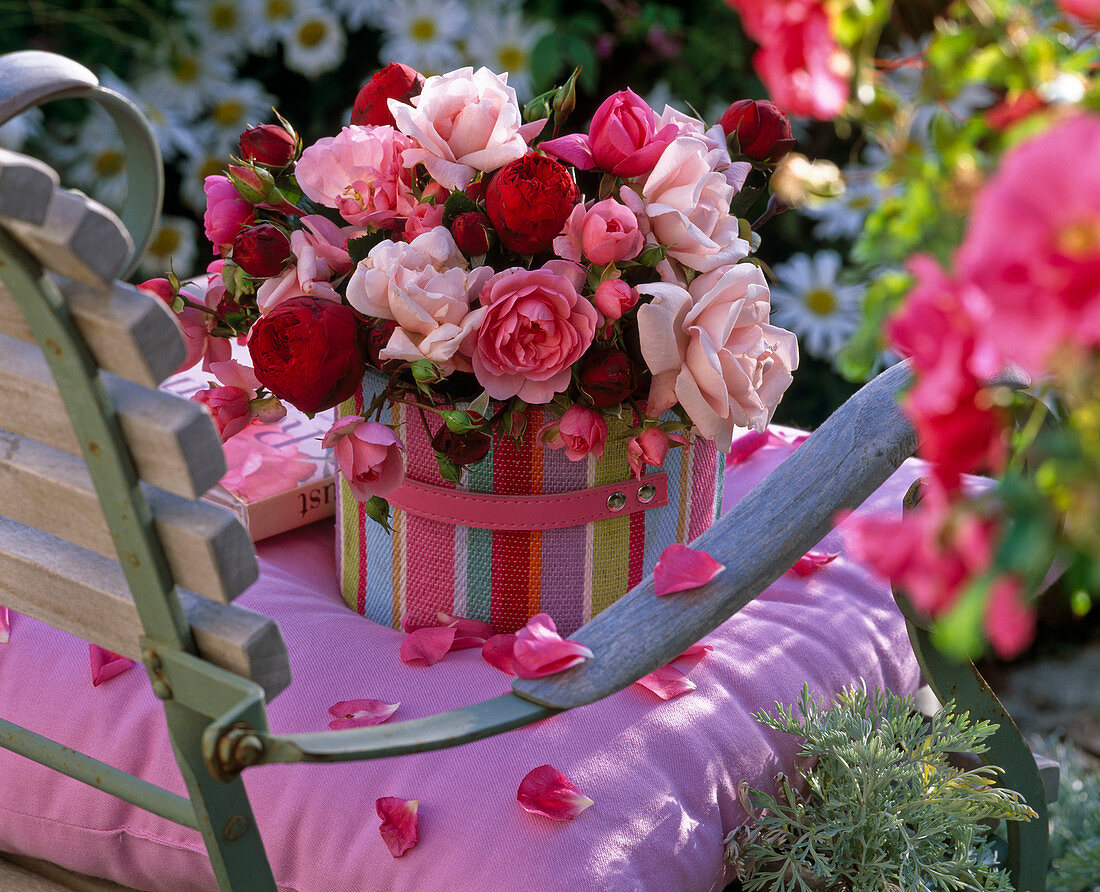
[162,63,800,632]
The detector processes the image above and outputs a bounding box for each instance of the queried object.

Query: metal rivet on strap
[638,483,657,503]
[607,491,627,511]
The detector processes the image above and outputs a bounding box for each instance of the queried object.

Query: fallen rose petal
[512,613,593,679]
[634,664,698,700]
[517,765,594,821]
[725,429,774,465]
[788,551,839,577]
[439,612,494,649]
[0,606,10,644]
[400,626,457,666]
[90,645,135,686]
[654,544,725,595]
[674,642,714,673]
[482,633,518,674]
[327,698,400,730]
[376,796,419,857]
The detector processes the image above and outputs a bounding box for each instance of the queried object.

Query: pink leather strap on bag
[387,473,668,530]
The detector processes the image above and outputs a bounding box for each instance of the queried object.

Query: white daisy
[463,6,549,100]
[98,69,202,163]
[377,0,468,74]
[328,0,389,32]
[180,149,234,214]
[0,108,42,151]
[135,214,200,280]
[134,45,237,119]
[176,0,264,60]
[283,8,347,78]
[192,78,278,156]
[250,0,308,45]
[802,165,888,242]
[56,107,130,212]
[769,251,863,362]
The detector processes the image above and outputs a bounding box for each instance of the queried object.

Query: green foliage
[1043,738,1100,892]
[725,684,1037,891]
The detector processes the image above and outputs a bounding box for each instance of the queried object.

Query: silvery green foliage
[724,684,1037,892]
[1044,737,1100,892]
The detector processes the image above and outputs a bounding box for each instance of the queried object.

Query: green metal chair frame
[0,50,1053,892]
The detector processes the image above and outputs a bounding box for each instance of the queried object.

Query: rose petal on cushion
[725,428,772,465]
[438,613,494,649]
[654,544,725,595]
[0,606,10,644]
[376,797,419,857]
[400,626,457,666]
[482,633,517,674]
[327,698,400,730]
[517,765,594,821]
[788,551,840,577]
[89,645,135,686]
[674,642,713,673]
[634,664,698,700]
[512,613,594,679]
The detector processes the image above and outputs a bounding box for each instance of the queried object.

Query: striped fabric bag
[336,372,724,635]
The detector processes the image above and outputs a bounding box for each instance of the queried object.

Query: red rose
[451,211,494,255]
[248,297,365,414]
[578,346,636,407]
[485,154,578,255]
[718,99,796,162]
[238,124,297,167]
[351,63,425,127]
[233,223,291,278]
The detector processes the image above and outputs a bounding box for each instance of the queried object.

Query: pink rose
[554,199,644,267]
[294,125,418,228]
[469,267,598,403]
[593,278,638,321]
[323,417,406,501]
[539,405,608,461]
[541,90,677,178]
[346,227,492,374]
[389,67,546,191]
[256,215,353,314]
[192,385,251,442]
[202,175,253,252]
[621,137,750,273]
[402,201,446,242]
[627,428,670,479]
[637,263,798,451]
[138,277,212,373]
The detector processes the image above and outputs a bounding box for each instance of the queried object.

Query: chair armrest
[513,361,917,710]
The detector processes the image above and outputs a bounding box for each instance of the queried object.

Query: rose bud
[238,123,297,167]
[579,345,636,407]
[232,223,291,278]
[192,385,251,442]
[451,211,494,255]
[351,63,425,127]
[593,279,638,321]
[365,318,399,369]
[247,296,366,414]
[322,417,406,501]
[203,175,253,251]
[485,153,578,255]
[540,405,608,461]
[431,424,492,467]
[464,179,487,203]
[627,427,670,479]
[718,99,796,163]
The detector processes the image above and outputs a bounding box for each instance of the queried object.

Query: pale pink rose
[622,137,750,273]
[656,106,752,191]
[637,264,798,450]
[402,201,446,241]
[593,278,638,321]
[552,203,585,262]
[294,125,418,227]
[192,385,251,442]
[255,216,353,314]
[541,90,678,178]
[956,114,1100,376]
[469,267,598,403]
[389,67,546,191]
[202,175,252,251]
[346,227,491,374]
[582,199,644,265]
[539,405,608,461]
[322,416,405,501]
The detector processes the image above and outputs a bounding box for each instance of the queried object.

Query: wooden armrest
[513,361,917,710]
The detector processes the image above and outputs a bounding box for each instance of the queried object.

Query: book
[159,348,336,541]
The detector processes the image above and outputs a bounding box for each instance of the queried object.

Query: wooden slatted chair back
[0,149,290,700]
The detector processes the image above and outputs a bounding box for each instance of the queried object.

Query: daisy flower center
[498,46,525,72]
[173,56,200,83]
[298,19,327,47]
[410,18,436,42]
[150,227,182,255]
[805,287,837,316]
[1056,218,1100,260]
[94,149,125,176]
[212,99,245,126]
[265,0,292,20]
[210,3,238,30]
[200,158,226,180]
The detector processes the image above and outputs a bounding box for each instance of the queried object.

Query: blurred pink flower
[1059,0,1100,26]
[219,427,316,501]
[295,125,418,227]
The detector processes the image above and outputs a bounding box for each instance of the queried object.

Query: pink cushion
[0,431,922,891]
